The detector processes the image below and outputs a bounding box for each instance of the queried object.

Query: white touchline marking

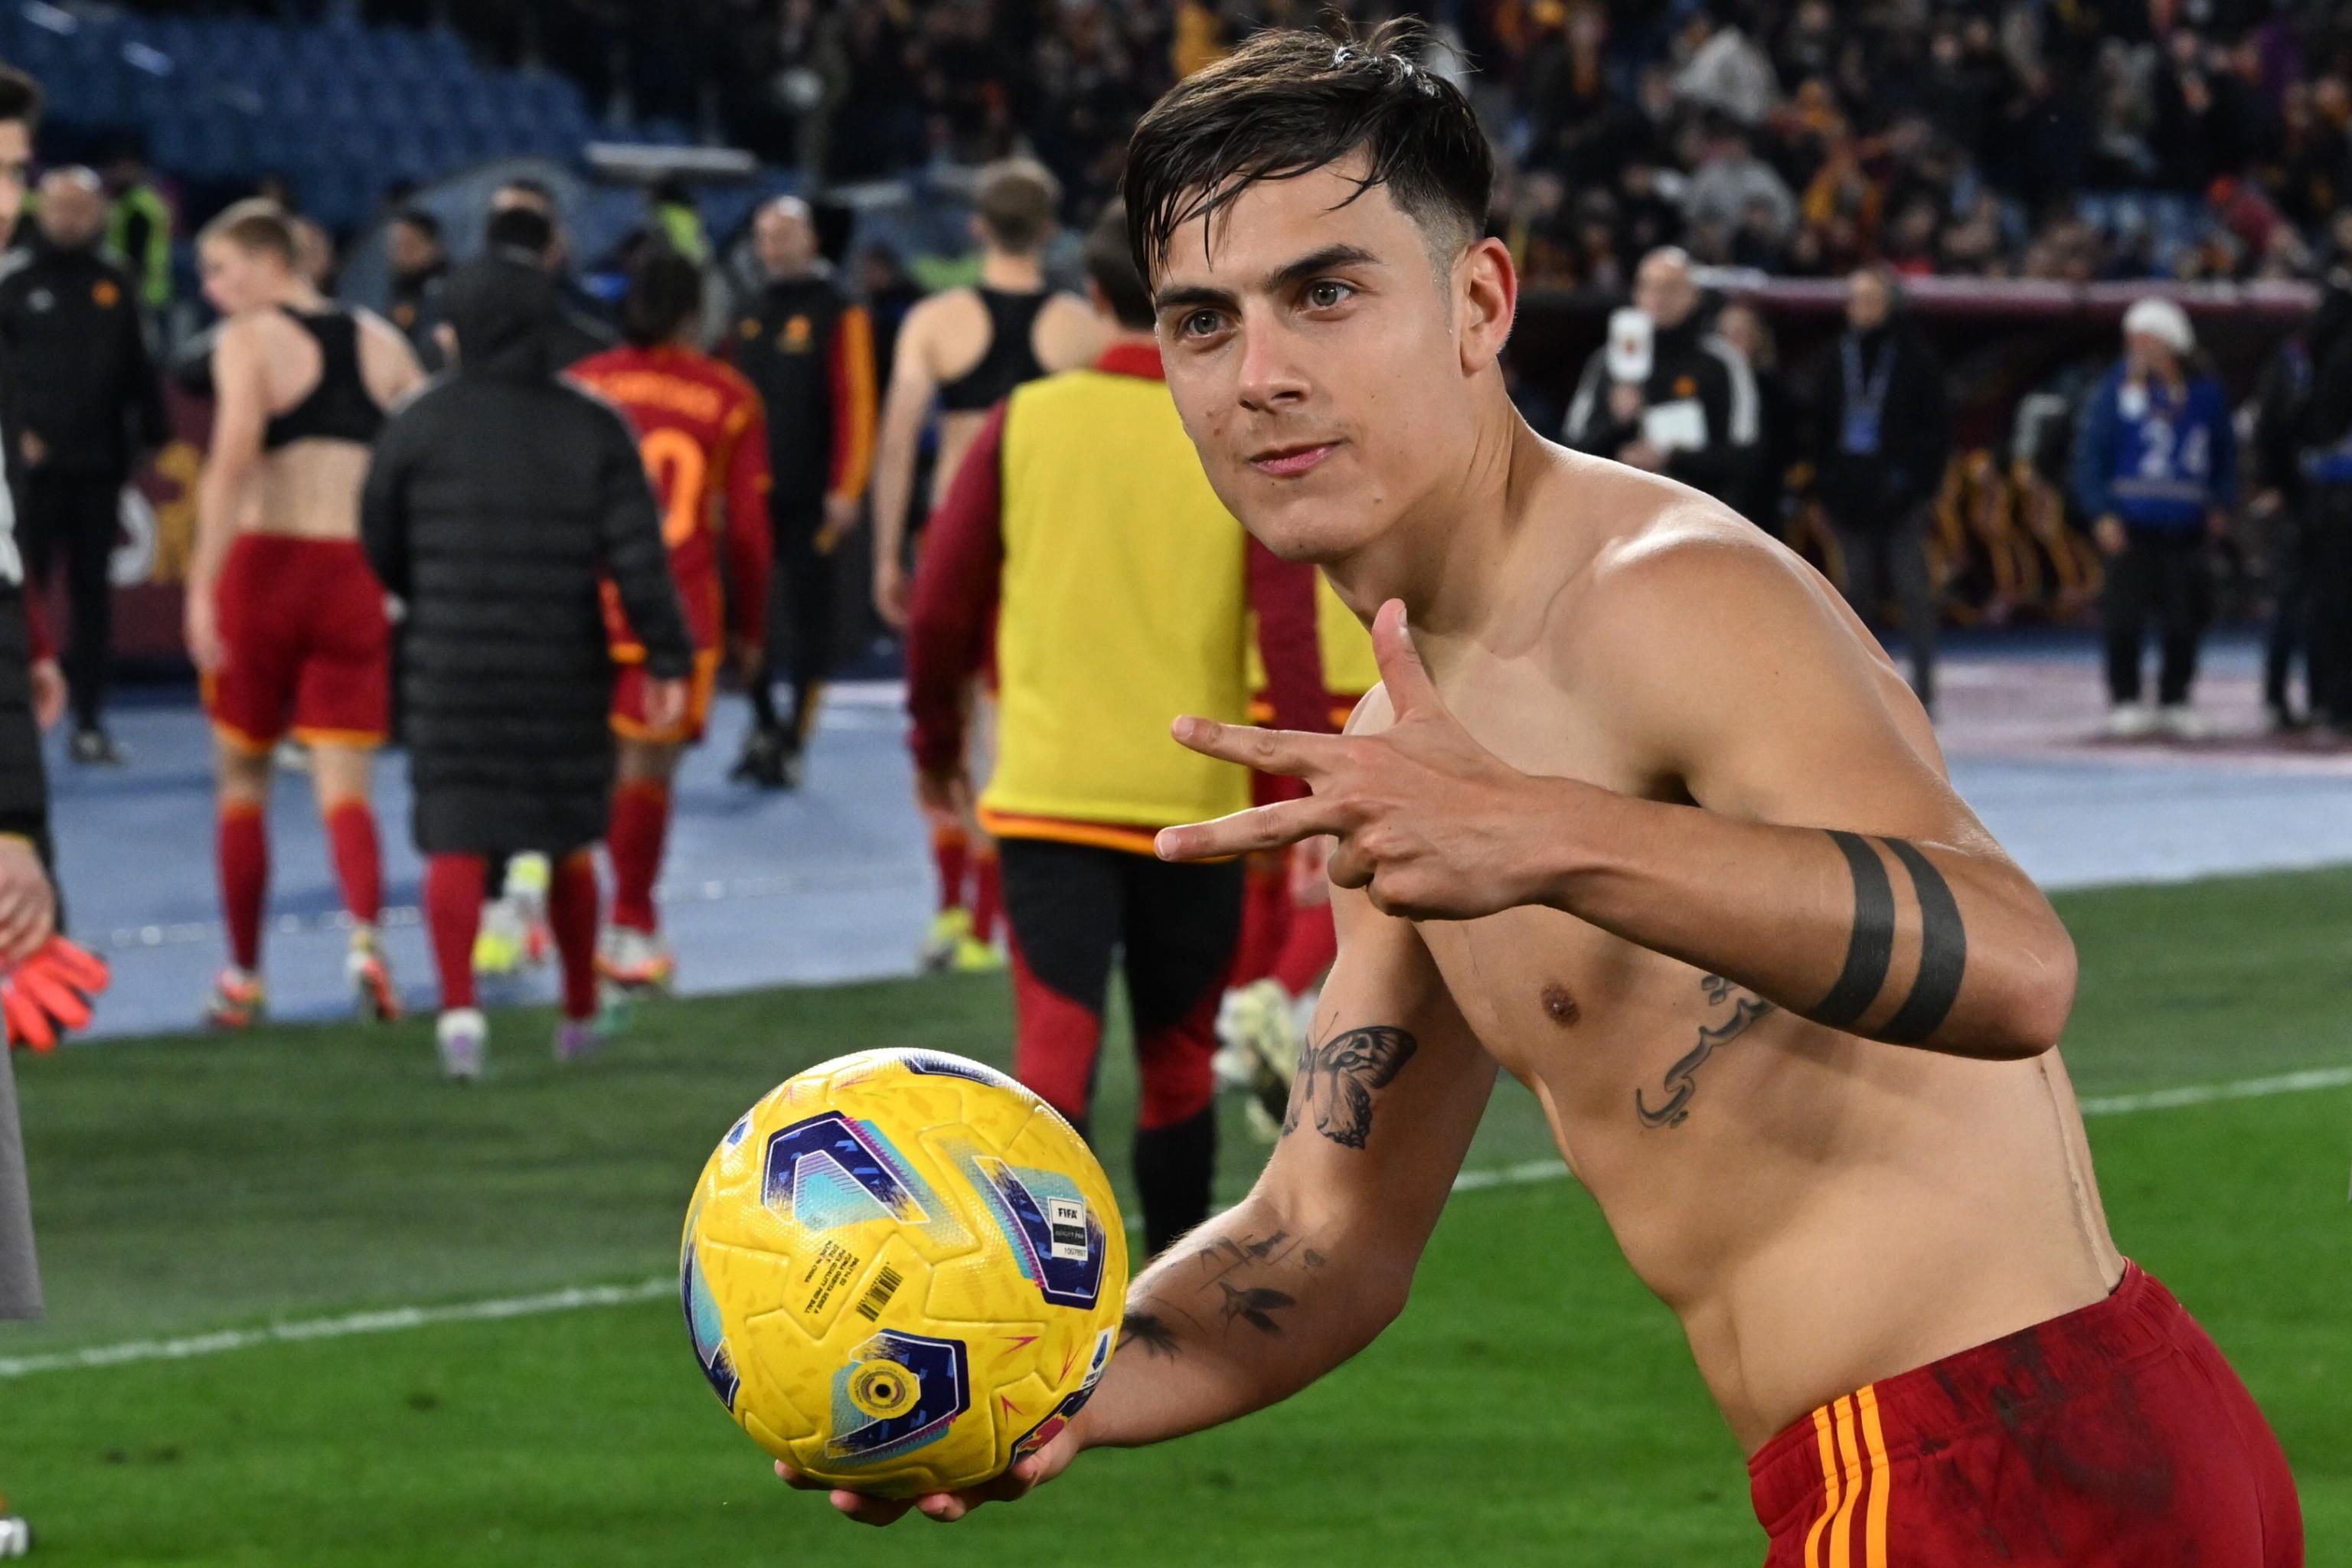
[5,1067,2346,1382]
[2072,1064,2352,1115]
[0,1279,675,1380]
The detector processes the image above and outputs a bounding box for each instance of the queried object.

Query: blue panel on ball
[679,1240,740,1411]
[825,1331,972,1465]
[763,1112,935,1230]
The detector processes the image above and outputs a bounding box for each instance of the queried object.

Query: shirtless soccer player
[782,28,2305,1563]
[191,201,424,1029]
[868,158,1102,973]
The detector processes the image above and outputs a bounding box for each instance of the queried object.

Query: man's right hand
[17,430,45,469]
[0,835,57,965]
[2092,514,2126,557]
[185,588,225,673]
[775,1416,1081,1527]
[874,558,910,630]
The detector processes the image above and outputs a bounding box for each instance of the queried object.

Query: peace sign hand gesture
[1157,601,1571,923]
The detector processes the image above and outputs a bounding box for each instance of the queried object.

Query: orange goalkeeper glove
[2,936,109,1051]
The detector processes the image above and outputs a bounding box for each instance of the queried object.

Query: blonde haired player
[189,200,423,1027]
[868,159,1106,972]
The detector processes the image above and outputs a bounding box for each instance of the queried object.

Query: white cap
[2122,296,2194,354]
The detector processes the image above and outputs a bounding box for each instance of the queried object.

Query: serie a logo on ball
[680,1049,1129,1496]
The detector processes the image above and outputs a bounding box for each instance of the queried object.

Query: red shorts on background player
[571,250,771,995]
[186,201,424,1029]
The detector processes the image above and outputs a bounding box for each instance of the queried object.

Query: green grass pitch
[4,867,2348,1564]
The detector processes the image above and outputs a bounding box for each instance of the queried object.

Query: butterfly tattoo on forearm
[1283,1024,1419,1148]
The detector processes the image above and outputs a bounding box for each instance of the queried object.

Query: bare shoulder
[1035,291,1108,371]
[903,287,979,345]
[1541,456,1939,776]
[1565,463,1864,670]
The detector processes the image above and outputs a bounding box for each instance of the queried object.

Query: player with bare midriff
[188,199,424,1031]
[867,157,1106,974]
[784,28,2304,1564]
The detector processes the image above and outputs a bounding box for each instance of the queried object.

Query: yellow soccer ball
[680,1049,1128,1497]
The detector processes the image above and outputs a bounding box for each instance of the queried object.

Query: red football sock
[931,825,969,913]
[322,798,383,927]
[549,851,600,1021]
[423,853,487,1011]
[217,802,268,972]
[1229,860,1290,988]
[607,781,670,935]
[969,847,1002,943]
[1272,899,1338,999]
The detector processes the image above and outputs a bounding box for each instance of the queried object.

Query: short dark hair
[974,158,1060,255]
[0,67,42,129]
[1122,18,1492,286]
[485,204,556,262]
[620,247,704,348]
[393,206,441,243]
[1084,201,1152,330]
[199,198,299,264]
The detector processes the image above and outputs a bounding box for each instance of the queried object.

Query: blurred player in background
[726,195,873,792]
[468,186,619,975]
[2072,297,2236,741]
[362,253,692,1078]
[572,250,772,994]
[904,201,1325,1257]
[0,165,168,765]
[188,200,423,1029]
[815,30,2302,1561]
[870,158,1102,972]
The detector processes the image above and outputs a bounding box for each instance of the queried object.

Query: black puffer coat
[361,256,690,858]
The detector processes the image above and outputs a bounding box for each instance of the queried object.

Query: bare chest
[1415,671,1782,1167]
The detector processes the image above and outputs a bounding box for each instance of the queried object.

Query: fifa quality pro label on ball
[1045,1197,1090,1262]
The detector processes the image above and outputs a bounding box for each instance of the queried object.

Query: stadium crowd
[102,2,2352,288]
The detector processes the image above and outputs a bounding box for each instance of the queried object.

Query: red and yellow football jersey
[571,343,773,658]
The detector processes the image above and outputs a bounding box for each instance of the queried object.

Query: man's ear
[1458,236,1518,374]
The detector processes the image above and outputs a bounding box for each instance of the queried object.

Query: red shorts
[204,534,390,752]
[1749,1263,2302,1566]
[609,648,719,745]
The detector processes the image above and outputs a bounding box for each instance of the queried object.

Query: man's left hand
[1155,600,1568,922]
[816,493,863,555]
[1616,439,1666,472]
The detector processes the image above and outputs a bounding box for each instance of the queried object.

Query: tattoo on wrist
[1812,830,1968,1041]
[1282,1025,1418,1148]
[1636,975,1775,1130]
